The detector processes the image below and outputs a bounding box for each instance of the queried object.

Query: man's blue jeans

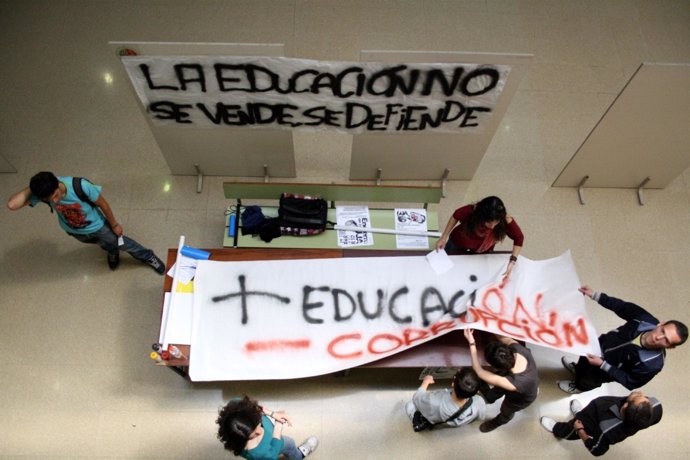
[69,224,153,263]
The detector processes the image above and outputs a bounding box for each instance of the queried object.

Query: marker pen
[149,351,163,363]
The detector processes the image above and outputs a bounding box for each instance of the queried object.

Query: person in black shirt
[540,391,662,456]
[464,329,539,432]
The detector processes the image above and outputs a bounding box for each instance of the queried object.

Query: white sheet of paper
[117,235,125,246]
[395,208,429,249]
[336,206,373,247]
[426,249,454,275]
[166,254,199,284]
[159,292,193,345]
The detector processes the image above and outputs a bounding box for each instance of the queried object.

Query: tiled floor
[1,1,689,458]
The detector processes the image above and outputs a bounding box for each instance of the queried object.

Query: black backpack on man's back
[41,176,97,213]
[71,177,97,207]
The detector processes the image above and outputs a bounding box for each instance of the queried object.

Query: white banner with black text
[189,251,599,381]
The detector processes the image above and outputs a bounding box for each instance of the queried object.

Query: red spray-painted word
[464,286,589,348]
[327,320,458,359]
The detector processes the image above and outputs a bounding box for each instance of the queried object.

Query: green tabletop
[223,208,439,250]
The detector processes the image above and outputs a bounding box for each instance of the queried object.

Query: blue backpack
[240,206,267,235]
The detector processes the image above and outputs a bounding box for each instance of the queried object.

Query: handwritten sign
[464,253,600,353]
[189,251,598,381]
[121,56,510,134]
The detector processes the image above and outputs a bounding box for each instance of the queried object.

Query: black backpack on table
[278,193,328,236]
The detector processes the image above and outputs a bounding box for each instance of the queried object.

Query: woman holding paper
[435,196,523,281]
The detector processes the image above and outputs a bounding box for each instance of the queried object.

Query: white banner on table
[159,292,193,345]
[336,206,373,247]
[189,251,599,381]
[395,208,429,249]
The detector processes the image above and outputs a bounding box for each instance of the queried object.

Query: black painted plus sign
[212,275,291,325]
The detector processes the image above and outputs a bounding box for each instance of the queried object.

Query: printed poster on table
[189,251,600,381]
[336,206,373,247]
[395,208,429,249]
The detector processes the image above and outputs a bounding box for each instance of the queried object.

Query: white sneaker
[561,356,576,376]
[570,399,583,416]
[557,380,581,394]
[298,436,318,457]
[540,416,556,433]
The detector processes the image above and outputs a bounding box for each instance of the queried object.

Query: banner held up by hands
[189,251,598,381]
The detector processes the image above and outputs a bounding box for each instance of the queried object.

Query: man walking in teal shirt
[8,171,164,274]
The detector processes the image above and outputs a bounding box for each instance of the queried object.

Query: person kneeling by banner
[540,390,662,457]
[405,367,485,431]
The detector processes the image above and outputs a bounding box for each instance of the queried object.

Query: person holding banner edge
[558,286,688,394]
[216,396,318,459]
[463,329,539,433]
[435,196,523,283]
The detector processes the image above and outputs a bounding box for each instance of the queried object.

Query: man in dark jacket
[540,391,662,456]
[558,286,687,394]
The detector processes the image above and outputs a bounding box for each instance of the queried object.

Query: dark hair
[465,196,508,241]
[29,171,59,200]
[623,396,653,430]
[453,367,481,399]
[216,396,263,455]
[666,320,688,346]
[485,341,515,374]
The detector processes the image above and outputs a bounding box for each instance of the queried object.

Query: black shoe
[146,254,165,275]
[107,251,120,270]
[479,418,501,433]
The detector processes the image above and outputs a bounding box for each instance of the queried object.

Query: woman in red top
[436,196,524,281]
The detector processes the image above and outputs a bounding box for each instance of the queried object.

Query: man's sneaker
[570,399,583,416]
[561,356,576,376]
[146,254,165,275]
[298,436,318,457]
[539,416,556,433]
[107,251,120,271]
[557,380,581,394]
[479,418,501,433]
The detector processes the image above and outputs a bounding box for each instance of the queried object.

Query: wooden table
[158,248,490,378]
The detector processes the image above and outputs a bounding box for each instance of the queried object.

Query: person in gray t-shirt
[404,367,486,429]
